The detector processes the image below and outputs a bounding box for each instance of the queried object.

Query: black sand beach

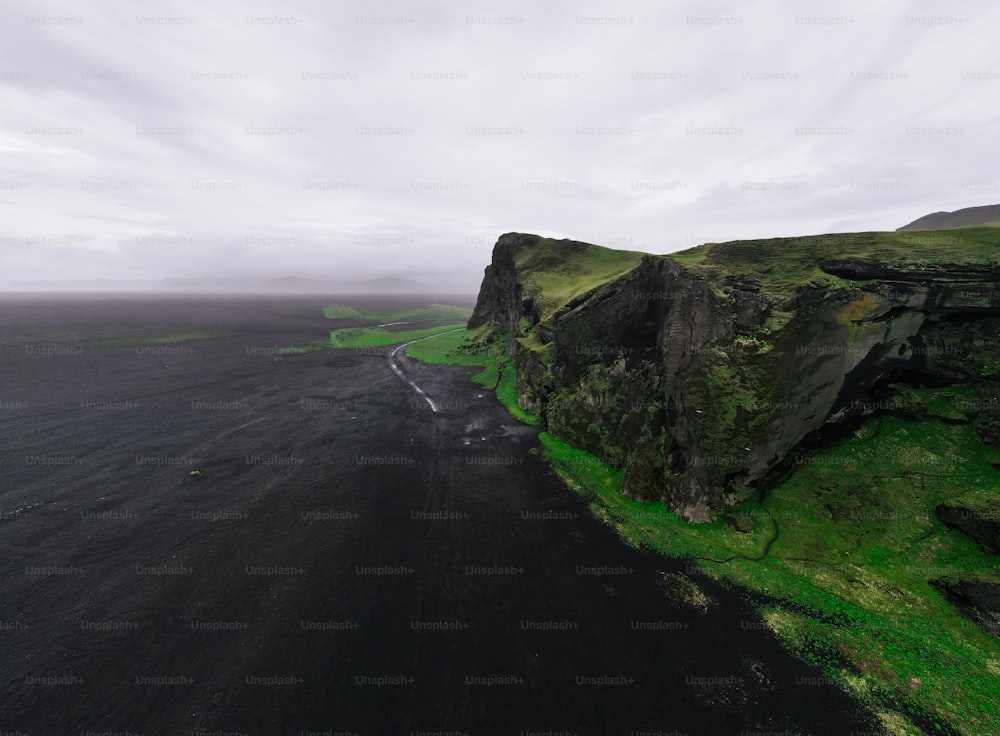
[0,296,880,735]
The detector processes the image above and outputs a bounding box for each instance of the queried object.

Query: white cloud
[1,0,998,288]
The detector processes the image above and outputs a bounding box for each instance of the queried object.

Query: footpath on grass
[388,328,464,412]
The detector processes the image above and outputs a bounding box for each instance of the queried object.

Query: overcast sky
[1,0,998,290]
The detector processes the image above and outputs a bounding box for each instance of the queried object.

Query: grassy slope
[512,237,645,325]
[670,227,1000,302]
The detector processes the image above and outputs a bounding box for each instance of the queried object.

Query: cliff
[469,229,1000,523]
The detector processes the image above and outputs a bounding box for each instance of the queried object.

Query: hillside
[898,203,1000,231]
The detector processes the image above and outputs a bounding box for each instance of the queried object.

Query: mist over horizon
[2,0,998,291]
[3,274,478,296]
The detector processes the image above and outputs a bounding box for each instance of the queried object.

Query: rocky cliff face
[469,233,531,336]
[470,231,1000,522]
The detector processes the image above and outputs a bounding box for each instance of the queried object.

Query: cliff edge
[470,228,1000,522]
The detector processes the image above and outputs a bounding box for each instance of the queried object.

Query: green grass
[537,407,1000,736]
[507,228,1000,325]
[404,328,489,366]
[670,227,1000,304]
[270,304,472,356]
[403,326,541,424]
[516,329,554,365]
[470,362,501,390]
[511,236,645,324]
[404,326,505,390]
[328,323,466,349]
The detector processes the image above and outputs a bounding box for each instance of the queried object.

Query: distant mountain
[339,276,428,294]
[897,203,1000,231]
[159,276,340,293]
[7,275,431,294]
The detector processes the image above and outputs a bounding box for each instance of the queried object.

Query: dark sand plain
[0,295,881,735]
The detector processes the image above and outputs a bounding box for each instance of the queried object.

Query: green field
[318,301,475,352]
[329,323,466,349]
[261,303,474,356]
[404,327,491,366]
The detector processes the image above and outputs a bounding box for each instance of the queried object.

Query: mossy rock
[724,512,755,534]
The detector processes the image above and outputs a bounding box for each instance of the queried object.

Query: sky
[1,0,998,291]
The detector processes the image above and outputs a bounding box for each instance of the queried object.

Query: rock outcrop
[936,501,1000,555]
[470,230,1000,521]
[930,577,1000,637]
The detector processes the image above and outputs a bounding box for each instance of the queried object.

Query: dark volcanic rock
[468,232,530,334]
[724,513,755,534]
[936,502,1000,554]
[930,578,1000,637]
